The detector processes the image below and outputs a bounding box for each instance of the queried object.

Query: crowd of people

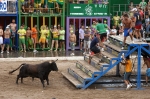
[0,19,65,54]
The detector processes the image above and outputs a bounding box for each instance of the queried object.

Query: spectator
[83,26,91,55]
[39,26,47,50]
[113,13,120,28]
[139,0,147,11]
[0,26,3,50]
[69,31,76,56]
[26,27,32,50]
[17,25,26,52]
[50,25,59,51]
[145,15,150,37]
[79,25,84,51]
[1,26,11,54]
[59,26,65,51]
[109,25,117,36]
[142,55,150,86]
[31,25,38,53]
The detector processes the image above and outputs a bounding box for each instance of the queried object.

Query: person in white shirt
[109,25,117,35]
[79,25,84,51]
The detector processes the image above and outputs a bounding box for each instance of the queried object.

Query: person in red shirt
[138,8,144,19]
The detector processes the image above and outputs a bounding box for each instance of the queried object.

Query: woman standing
[49,25,59,51]
[59,26,65,51]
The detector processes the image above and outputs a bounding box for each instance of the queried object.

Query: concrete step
[101,51,117,64]
[70,66,92,80]
[104,42,128,57]
[68,68,85,84]
[62,71,83,88]
[76,61,101,77]
[90,56,109,70]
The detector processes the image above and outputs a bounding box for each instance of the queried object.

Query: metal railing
[112,4,138,16]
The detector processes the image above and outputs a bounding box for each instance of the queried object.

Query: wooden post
[31,17,33,28]
[43,17,45,25]
[55,16,57,26]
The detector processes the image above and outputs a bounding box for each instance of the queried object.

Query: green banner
[69,4,109,16]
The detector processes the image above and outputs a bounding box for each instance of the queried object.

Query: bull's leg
[21,77,23,83]
[40,77,45,88]
[16,75,20,84]
[32,77,34,82]
[46,76,49,85]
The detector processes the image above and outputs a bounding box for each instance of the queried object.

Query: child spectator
[69,31,76,56]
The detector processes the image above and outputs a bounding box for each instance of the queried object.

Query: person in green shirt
[139,0,147,10]
[96,19,110,51]
[59,26,65,51]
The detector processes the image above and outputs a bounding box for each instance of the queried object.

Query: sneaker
[83,52,86,55]
[24,50,26,53]
[144,83,148,87]
[72,53,75,56]
[107,40,110,43]
[1,51,3,54]
[121,47,124,50]
[129,83,132,88]
[139,39,142,42]
[54,49,57,52]
[70,53,74,56]
[101,48,104,52]
[132,40,134,44]
[33,50,38,53]
[7,51,9,54]
[126,84,131,90]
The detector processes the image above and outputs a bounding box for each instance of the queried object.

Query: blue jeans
[146,24,150,33]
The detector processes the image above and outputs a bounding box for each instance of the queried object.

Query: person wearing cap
[69,30,76,56]
[83,26,91,55]
[49,25,59,51]
[17,25,26,52]
[1,26,11,54]
[132,7,143,41]
[0,26,3,50]
[142,55,150,86]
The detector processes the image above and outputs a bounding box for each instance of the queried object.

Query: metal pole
[116,64,121,77]
[137,44,141,89]
[66,17,69,51]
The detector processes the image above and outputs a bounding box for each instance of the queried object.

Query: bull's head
[51,59,58,71]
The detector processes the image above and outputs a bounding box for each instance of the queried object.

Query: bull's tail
[9,63,26,74]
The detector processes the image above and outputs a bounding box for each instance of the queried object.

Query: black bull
[9,60,58,88]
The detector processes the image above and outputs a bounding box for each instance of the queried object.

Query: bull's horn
[55,59,58,62]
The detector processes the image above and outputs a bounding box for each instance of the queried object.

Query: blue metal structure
[0,0,19,50]
[82,45,150,89]
[63,35,150,89]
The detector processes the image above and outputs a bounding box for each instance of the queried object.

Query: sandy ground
[0,61,150,99]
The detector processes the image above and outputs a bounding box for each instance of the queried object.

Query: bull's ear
[55,59,58,62]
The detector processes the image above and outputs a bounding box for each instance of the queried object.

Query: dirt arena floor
[0,60,150,99]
